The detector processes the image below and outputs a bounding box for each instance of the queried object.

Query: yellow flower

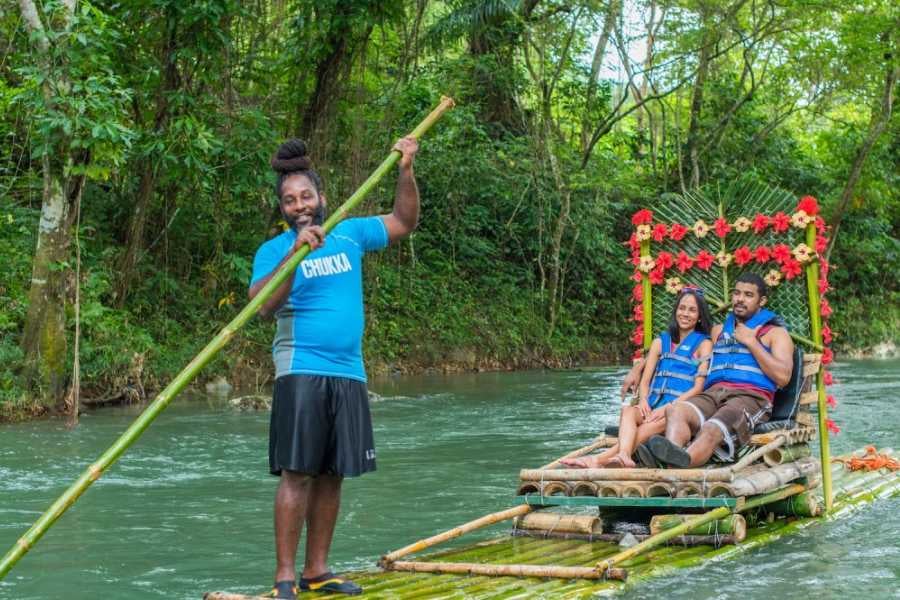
[733,217,752,232]
[791,210,813,228]
[764,269,783,287]
[692,219,710,238]
[638,255,656,273]
[636,224,652,242]
[716,251,733,267]
[665,277,684,294]
[792,243,814,263]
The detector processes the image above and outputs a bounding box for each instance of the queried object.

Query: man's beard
[285,201,324,229]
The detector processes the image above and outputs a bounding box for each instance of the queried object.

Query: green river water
[1,359,898,599]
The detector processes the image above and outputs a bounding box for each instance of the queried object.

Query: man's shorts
[269,374,376,477]
[682,384,772,461]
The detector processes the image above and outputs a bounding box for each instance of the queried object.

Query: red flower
[669,223,689,241]
[752,213,770,234]
[656,251,674,270]
[815,216,826,234]
[797,196,820,215]
[631,253,641,267]
[633,304,644,322]
[652,223,669,242]
[826,419,840,435]
[734,245,753,266]
[632,348,644,360]
[714,217,732,238]
[822,324,832,345]
[826,394,837,409]
[631,325,644,346]
[824,370,834,386]
[819,258,830,278]
[815,235,828,254]
[822,347,834,365]
[631,271,643,282]
[772,212,790,232]
[820,298,832,318]
[754,245,771,263]
[632,209,653,226]
[649,266,665,285]
[676,251,694,273]
[818,276,830,295]
[772,243,792,264]
[632,284,643,301]
[627,233,640,252]
[696,250,715,271]
[780,257,802,279]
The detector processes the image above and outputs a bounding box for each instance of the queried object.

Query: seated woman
[562,287,713,468]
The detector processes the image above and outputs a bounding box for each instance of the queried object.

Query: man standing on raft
[249,137,419,598]
[637,272,794,468]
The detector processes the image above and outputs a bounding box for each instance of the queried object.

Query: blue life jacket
[705,308,781,393]
[648,331,709,409]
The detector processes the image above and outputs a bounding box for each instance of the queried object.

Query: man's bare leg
[685,423,725,467]
[302,474,343,579]
[664,402,701,447]
[274,470,312,582]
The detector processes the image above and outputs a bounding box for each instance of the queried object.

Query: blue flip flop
[266,580,298,599]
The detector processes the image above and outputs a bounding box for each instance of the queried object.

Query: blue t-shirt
[250,217,389,382]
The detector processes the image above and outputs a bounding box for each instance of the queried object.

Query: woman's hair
[666,288,712,343]
[271,138,323,199]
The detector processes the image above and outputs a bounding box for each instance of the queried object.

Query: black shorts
[269,374,376,477]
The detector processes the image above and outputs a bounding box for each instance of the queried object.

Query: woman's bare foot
[605,453,636,469]
[559,455,605,469]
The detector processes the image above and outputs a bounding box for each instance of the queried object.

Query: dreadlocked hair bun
[271,139,312,173]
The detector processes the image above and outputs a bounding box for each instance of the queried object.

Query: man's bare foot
[559,455,604,469]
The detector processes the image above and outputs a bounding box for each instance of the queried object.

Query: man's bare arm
[382,137,419,243]
[249,226,325,318]
[737,324,794,388]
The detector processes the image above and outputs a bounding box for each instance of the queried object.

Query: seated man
[636,272,794,468]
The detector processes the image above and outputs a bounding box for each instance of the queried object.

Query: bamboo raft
[204,451,899,599]
[205,188,889,598]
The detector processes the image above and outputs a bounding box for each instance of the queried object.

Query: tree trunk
[580,0,620,152]
[21,166,74,409]
[826,58,898,259]
[685,26,713,189]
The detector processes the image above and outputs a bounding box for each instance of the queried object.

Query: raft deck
[205,453,898,599]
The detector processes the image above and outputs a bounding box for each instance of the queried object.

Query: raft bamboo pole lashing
[805,220,833,512]
[513,512,603,535]
[596,483,807,580]
[0,96,457,581]
[764,444,812,466]
[381,503,533,565]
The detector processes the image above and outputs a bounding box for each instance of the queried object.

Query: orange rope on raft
[832,446,899,472]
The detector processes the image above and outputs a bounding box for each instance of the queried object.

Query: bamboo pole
[805,221,832,512]
[0,96,456,581]
[641,239,653,349]
[381,504,533,565]
[513,513,603,535]
[765,491,822,517]
[728,458,819,496]
[386,560,627,582]
[510,529,741,546]
[764,444,811,467]
[649,514,746,541]
[570,482,600,496]
[540,437,617,470]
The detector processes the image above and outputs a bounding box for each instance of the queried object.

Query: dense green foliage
[1,0,897,416]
